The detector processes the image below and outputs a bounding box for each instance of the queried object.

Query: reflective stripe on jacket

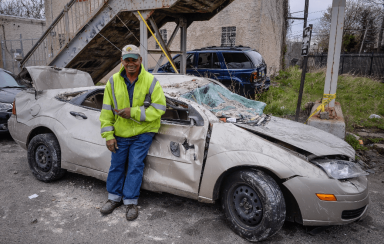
[100,64,166,141]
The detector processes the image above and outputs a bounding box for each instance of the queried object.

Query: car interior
[67,89,191,124]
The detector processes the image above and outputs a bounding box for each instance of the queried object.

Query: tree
[0,0,45,19]
[315,0,383,53]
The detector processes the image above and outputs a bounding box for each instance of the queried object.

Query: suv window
[245,51,264,67]
[173,54,194,69]
[197,53,221,69]
[222,52,253,69]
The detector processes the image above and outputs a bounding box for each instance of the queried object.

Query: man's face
[121,56,142,74]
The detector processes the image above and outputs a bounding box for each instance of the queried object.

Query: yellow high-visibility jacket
[100,64,166,141]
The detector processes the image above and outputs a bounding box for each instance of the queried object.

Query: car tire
[27,133,66,182]
[221,170,286,242]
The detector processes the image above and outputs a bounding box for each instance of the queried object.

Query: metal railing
[307,53,384,78]
[20,0,106,67]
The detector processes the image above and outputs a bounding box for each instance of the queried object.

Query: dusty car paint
[236,117,355,159]
[9,67,368,228]
[19,66,94,91]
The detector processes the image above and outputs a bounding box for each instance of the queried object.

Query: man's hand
[115,108,131,119]
[106,139,119,153]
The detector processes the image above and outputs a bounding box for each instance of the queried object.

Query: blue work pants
[106,133,154,205]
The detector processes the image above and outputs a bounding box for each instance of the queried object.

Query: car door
[191,52,223,80]
[142,103,209,199]
[54,93,111,173]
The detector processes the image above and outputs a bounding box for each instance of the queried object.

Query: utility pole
[324,0,346,109]
[307,0,346,139]
[287,0,309,27]
[294,0,310,121]
[303,0,309,29]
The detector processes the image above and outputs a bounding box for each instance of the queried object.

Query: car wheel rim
[231,184,263,226]
[35,145,52,172]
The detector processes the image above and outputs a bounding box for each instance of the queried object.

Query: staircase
[20,0,234,84]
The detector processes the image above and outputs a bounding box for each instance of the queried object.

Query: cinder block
[307,102,346,139]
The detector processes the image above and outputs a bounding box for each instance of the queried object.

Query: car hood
[0,87,25,103]
[18,66,94,91]
[235,116,355,159]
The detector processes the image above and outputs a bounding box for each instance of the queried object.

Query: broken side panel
[142,105,209,199]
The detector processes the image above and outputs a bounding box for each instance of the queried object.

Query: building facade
[43,0,288,80]
[0,15,46,73]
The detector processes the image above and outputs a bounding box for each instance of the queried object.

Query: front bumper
[0,111,12,131]
[243,78,271,94]
[284,176,369,226]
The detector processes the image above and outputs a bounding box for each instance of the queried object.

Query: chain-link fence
[0,35,42,74]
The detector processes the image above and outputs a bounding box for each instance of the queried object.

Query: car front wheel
[221,170,286,242]
[27,133,66,182]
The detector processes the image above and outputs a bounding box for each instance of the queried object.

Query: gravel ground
[1,131,384,244]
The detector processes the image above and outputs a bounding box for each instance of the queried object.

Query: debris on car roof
[181,83,267,123]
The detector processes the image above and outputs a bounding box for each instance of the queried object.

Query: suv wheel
[27,133,66,182]
[221,170,285,242]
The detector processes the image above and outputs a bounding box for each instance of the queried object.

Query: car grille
[341,206,366,220]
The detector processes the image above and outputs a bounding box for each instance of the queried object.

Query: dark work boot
[100,200,122,215]
[126,204,139,221]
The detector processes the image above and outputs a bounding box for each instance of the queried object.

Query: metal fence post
[340,54,344,75]
[369,52,374,76]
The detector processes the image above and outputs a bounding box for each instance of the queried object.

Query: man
[99,44,166,221]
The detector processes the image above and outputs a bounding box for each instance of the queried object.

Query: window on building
[221,27,236,47]
[222,52,253,69]
[156,29,167,49]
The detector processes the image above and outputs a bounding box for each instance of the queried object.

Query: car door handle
[70,111,88,120]
[213,73,220,75]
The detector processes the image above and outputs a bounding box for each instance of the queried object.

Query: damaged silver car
[9,66,369,242]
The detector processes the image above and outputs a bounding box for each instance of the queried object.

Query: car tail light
[316,193,337,201]
[250,71,258,83]
[12,100,16,115]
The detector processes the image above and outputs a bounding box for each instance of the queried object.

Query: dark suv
[0,69,25,132]
[152,46,270,97]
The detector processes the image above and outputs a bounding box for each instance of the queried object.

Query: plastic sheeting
[181,83,266,118]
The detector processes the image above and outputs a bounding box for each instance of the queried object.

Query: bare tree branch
[0,0,45,19]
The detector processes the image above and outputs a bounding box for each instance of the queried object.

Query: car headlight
[313,160,368,180]
[0,102,12,112]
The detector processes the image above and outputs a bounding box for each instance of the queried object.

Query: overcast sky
[289,0,333,41]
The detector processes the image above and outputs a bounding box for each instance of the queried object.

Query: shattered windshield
[181,83,266,120]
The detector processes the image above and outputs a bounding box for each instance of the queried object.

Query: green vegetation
[368,138,384,143]
[258,66,384,131]
[345,134,367,151]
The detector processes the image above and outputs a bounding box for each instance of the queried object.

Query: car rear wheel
[221,170,285,242]
[27,133,66,182]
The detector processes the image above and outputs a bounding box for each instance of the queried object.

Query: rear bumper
[284,176,369,226]
[7,115,27,149]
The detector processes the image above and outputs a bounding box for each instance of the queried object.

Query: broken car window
[181,83,266,120]
[222,52,253,69]
[245,51,264,67]
[197,53,212,69]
